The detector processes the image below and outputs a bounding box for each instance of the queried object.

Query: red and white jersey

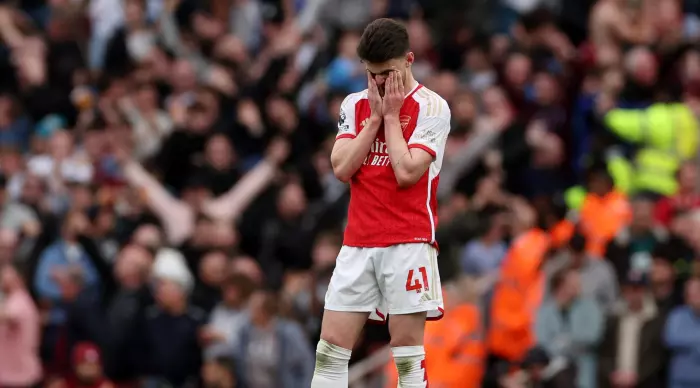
[336,84,451,248]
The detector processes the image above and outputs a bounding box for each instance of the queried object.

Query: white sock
[310,339,352,387]
[392,346,427,388]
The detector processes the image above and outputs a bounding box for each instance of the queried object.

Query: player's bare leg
[310,310,369,387]
[389,312,428,388]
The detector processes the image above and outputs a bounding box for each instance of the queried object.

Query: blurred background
[1,0,700,387]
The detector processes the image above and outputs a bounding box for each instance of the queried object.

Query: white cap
[152,248,194,293]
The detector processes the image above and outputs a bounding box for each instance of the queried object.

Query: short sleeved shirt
[336,84,451,247]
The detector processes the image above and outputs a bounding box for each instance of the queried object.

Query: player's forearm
[384,116,422,187]
[331,117,381,182]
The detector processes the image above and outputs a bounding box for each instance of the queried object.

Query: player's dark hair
[357,18,410,63]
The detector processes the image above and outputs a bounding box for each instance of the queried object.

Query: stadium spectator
[664,277,700,388]
[191,250,228,314]
[498,346,577,388]
[488,198,549,366]
[606,196,669,283]
[547,233,619,313]
[0,263,41,388]
[35,211,102,375]
[654,162,700,226]
[201,356,236,388]
[598,272,667,388]
[575,167,632,257]
[234,289,314,388]
[102,244,153,384]
[650,248,685,314]
[202,273,256,360]
[139,248,204,387]
[46,342,114,388]
[536,268,604,388]
[460,207,508,278]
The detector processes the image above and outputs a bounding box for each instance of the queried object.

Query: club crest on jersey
[400,115,411,131]
[360,118,369,129]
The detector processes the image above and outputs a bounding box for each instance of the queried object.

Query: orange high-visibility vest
[549,219,575,249]
[488,229,549,362]
[579,190,631,256]
[385,299,485,388]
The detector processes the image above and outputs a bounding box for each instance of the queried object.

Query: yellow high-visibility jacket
[565,103,698,210]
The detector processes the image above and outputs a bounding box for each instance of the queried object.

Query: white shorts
[324,243,444,322]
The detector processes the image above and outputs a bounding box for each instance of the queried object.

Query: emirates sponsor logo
[362,139,391,166]
[369,139,388,154]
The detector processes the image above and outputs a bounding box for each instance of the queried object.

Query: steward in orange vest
[488,199,549,362]
[386,277,486,388]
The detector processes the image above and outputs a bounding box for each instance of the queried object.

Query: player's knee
[389,323,424,347]
[389,332,424,348]
[319,331,354,350]
[389,313,426,347]
[314,339,352,371]
[319,310,368,349]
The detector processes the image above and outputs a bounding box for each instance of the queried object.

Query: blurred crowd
[1,0,700,387]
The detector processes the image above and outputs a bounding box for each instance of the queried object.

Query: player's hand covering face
[367,72,383,119]
[365,53,411,97]
[383,71,405,118]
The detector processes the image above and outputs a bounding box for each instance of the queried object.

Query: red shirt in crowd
[654,193,700,225]
[336,84,451,248]
[57,342,114,388]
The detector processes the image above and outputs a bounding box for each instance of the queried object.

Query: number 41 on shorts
[405,267,430,293]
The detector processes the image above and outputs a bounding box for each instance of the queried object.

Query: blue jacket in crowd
[234,318,314,388]
[664,306,700,388]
